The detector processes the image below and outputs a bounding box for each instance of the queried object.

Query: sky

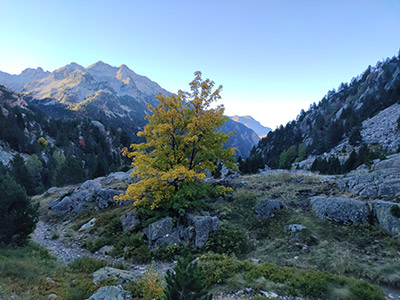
[0,0,399,129]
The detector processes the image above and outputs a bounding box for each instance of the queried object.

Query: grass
[210,170,400,288]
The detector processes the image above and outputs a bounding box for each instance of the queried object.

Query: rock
[146,217,173,242]
[79,218,96,231]
[96,188,122,209]
[260,290,279,298]
[47,187,59,194]
[193,216,220,248]
[256,199,286,220]
[372,201,400,237]
[86,285,131,300]
[338,153,400,201]
[80,179,102,193]
[49,196,75,216]
[48,294,57,299]
[120,211,140,232]
[285,224,306,232]
[104,171,131,184]
[154,230,181,247]
[98,245,114,255]
[310,196,370,225]
[92,267,142,285]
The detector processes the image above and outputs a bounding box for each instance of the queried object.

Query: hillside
[243,54,400,172]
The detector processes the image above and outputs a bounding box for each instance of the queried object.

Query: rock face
[310,196,370,225]
[361,103,400,152]
[338,153,400,201]
[48,179,123,216]
[256,199,286,220]
[143,215,219,248]
[86,285,131,300]
[120,211,140,232]
[372,201,400,237]
[92,267,142,285]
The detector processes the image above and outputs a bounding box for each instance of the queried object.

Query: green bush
[125,244,151,263]
[68,257,107,274]
[83,237,112,253]
[164,256,211,300]
[204,222,249,255]
[152,243,196,261]
[0,175,38,246]
[349,280,385,300]
[198,253,240,287]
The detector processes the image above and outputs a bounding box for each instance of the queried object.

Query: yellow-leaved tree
[115,71,236,216]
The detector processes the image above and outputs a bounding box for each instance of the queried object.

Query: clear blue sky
[0,0,399,128]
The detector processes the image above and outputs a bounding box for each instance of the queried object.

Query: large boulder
[310,196,370,225]
[92,267,142,285]
[96,188,122,209]
[372,201,400,237]
[256,199,286,220]
[120,211,140,232]
[338,153,400,201]
[49,196,75,216]
[86,285,131,300]
[192,216,220,247]
[145,217,173,242]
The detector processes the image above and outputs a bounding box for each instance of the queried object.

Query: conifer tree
[163,256,211,300]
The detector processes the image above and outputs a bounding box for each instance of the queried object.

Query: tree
[0,175,38,245]
[10,154,35,196]
[116,72,236,213]
[163,256,211,300]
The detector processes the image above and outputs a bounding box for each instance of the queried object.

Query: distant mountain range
[230,115,271,137]
[0,62,261,158]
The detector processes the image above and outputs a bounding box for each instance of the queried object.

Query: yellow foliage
[37,137,49,147]
[116,71,237,211]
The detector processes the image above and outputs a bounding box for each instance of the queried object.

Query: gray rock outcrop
[256,199,286,220]
[338,153,400,200]
[143,214,220,248]
[92,267,142,285]
[120,211,140,232]
[372,201,400,237]
[48,179,124,216]
[310,196,370,225]
[86,285,131,300]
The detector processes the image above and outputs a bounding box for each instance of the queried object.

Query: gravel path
[33,220,107,263]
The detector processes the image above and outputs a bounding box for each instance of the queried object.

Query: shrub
[349,280,385,300]
[0,175,38,246]
[204,222,249,255]
[152,243,196,261]
[198,253,240,287]
[164,256,211,300]
[68,257,107,274]
[126,265,164,300]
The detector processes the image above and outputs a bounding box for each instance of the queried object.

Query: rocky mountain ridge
[0,63,260,158]
[244,54,400,171]
[230,115,271,137]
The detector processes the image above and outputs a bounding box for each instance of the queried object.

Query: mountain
[230,115,271,137]
[0,62,259,158]
[0,67,50,91]
[242,54,400,172]
[221,119,260,158]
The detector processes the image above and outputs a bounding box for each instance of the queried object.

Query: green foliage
[204,222,248,255]
[68,257,107,274]
[0,175,38,246]
[164,256,211,300]
[390,205,400,218]
[348,279,386,300]
[152,243,196,261]
[198,253,240,287]
[238,151,265,174]
[126,265,164,300]
[10,154,35,196]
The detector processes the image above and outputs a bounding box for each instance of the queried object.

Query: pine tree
[163,256,211,300]
[0,175,38,245]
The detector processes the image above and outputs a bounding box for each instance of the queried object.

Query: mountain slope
[0,62,260,158]
[230,115,271,137]
[244,54,400,171]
